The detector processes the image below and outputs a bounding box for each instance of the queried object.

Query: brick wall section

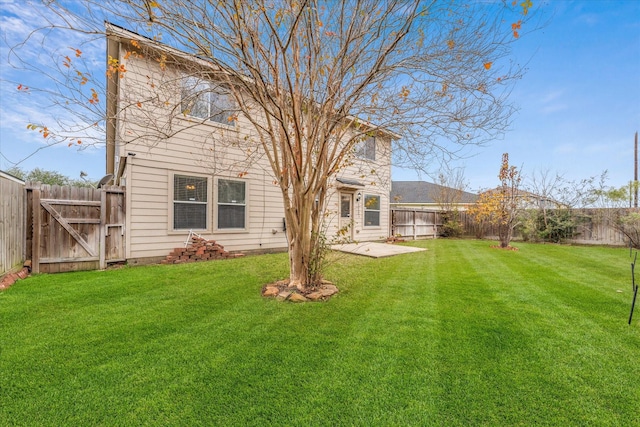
[161,236,245,264]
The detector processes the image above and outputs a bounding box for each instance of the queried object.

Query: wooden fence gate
[26,184,126,274]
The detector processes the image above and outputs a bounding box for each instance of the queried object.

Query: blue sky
[1,0,639,190]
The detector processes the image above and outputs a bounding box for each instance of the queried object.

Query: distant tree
[590,183,633,209]
[495,153,523,247]
[5,166,95,187]
[468,153,522,247]
[5,167,27,181]
[521,169,579,242]
[431,168,468,237]
[591,181,640,248]
[467,188,502,239]
[616,211,640,249]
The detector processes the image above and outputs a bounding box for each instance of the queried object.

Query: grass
[1,239,639,426]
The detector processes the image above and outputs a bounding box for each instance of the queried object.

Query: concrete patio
[331,242,426,258]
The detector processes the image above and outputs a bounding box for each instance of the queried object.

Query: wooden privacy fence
[26,184,126,273]
[390,209,442,239]
[1,172,25,275]
[390,208,632,246]
[570,209,630,246]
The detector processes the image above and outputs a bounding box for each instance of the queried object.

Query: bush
[536,210,577,243]
[616,212,640,249]
[440,211,463,238]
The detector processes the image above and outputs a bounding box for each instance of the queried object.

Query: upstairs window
[181,76,235,124]
[217,179,246,229]
[173,174,208,230]
[355,137,376,161]
[364,194,380,227]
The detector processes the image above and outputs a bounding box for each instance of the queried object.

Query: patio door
[339,192,354,240]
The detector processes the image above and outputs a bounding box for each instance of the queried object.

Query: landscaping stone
[320,285,339,297]
[277,290,293,300]
[262,286,280,297]
[262,280,339,302]
[287,292,308,302]
[306,291,324,301]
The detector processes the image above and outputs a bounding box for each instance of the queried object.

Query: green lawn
[1,240,639,426]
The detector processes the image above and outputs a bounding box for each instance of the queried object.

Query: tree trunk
[288,232,309,290]
[499,224,509,248]
[283,187,322,291]
[498,212,512,248]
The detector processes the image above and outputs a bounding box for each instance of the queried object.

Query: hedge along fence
[457,208,633,246]
[569,208,634,246]
[391,207,635,247]
[0,171,25,275]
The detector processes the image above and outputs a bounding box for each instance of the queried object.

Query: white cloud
[576,13,599,27]
[541,89,564,104]
[553,143,577,155]
[540,103,568,114]
[537,89,569,115]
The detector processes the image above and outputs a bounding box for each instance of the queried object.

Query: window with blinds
[217,179,246,229]
[173,175,208,229]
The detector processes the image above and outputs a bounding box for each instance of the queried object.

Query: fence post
[413,210,417,240]
[31,186,41,274]
[99,188,107,270]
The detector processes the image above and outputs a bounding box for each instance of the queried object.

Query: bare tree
[7,0,535,289]
[522,169,568,241]
[431,167,469,237]
[432,168,469,212]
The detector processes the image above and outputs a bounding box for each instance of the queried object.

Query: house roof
[390,181,478,204]
[336,177,365,188]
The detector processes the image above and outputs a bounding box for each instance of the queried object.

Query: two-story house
[105,24,393,264]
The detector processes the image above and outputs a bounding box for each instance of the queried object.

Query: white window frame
[171,173,211,231]
[355,136,376,161]
[363,194,381,227]
[216,177,248,231]
[181,76,236,125]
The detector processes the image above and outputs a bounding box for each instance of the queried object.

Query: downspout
[105,30,120,176]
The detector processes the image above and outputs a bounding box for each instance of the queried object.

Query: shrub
[440,211,463,238]
[537,209,577,243]
[615,212,640,249]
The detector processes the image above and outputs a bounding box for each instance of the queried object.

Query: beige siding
[123,163,288,259]
[113,37,391,260]
[327,135,392,243]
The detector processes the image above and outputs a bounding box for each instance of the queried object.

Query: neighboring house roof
[480,187,565,209]
[391,181,478,204]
